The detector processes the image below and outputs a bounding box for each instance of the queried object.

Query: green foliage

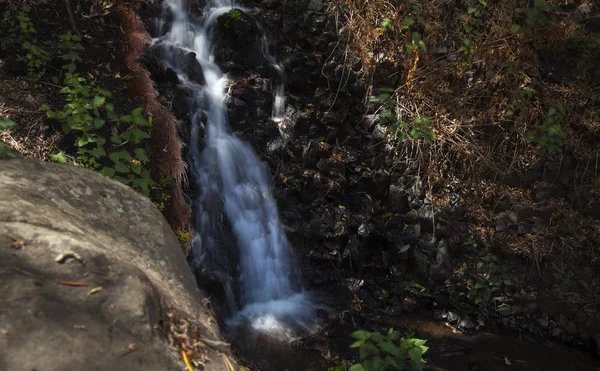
[369,88,435,144]
[380,18,393,34]
[348,329,428,371]
[458,0,487,62]
[4,6,49,85]
[402,2,427,54]
[0,117,21,159]
[38,46,155,196]
[3,6,36,38]
[514,0,554,36]
[58,31,84,73]
[18,41,51,85]
[530,105,565,155]
[224,8,244,26]
[468,254,502,304]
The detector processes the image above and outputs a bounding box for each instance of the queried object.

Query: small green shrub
[58,31,84,73]
[4,6,50,85]
[458,0,487,63]
[531,105,565,155]
[348,329,428,371]
[468,254,502,304]
[0,117,20,159]
[40,73,155,196]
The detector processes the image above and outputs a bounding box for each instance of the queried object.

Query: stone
[430,241,452,282]
[388,184,409,213]
[433,309,445,320]
[446,311,459,323]
[495,211,517,232]
[411,247,429,275]
[458,317,476,331]
[0,160,236,371]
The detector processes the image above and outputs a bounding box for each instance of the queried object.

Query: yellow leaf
[279,172,288,183]
[87,286,103,296]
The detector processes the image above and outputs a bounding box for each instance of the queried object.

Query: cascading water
[154,0,311,336]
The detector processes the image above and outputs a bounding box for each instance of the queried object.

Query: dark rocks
[213,9,267,75]
[388,184,409,213]
[137,54,179,86]
[430,241,452,282]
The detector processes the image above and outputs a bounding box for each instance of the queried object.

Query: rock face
[0,159,237,371]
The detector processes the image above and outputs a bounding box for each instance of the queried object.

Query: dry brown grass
[334,0,599,189]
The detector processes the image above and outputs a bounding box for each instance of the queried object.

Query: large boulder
[0,159,238,371]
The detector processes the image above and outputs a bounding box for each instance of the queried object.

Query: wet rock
[417,233,437,256]
[430,241,452,282]
[388,185,409,213]
[446,311,459,323]
[433,309,445,320]
[213,9,267,75]
[411,247,429,275]
[137,54,179,86]
[566,321,578,336]
[458,317,476,331]
[495,211,517,232]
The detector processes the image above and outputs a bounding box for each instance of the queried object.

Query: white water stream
[156,0,310,335]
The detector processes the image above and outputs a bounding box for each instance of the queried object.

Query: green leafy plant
[458,0,487,62]
[515,0,554,36]
[40,73,155,195]
[4,6,50,85]
[18,41,51,85]
[0,117,20,159]
[3,6,36,38]
[369,88,435,144]
[468,254,502,304]
[402,2,427,54]
[57,31,84,73]
[348,329,428,371]
[531,105,565,155]
[380,17,393,34]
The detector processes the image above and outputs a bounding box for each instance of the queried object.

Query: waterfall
[155,0,311,335]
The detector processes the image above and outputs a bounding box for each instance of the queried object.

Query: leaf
[350,339,366,348]
[110,134,122,144]
[101,167,115,178]
[478,264,489,273]
[378,341,400,357]
[369,93,391,103]
[92,95,105,108]
[115,161,130,174]
[474,278,486,289]
[94,118,105,129]
[468,7,477,14]
[352,330,371,340]
[511,24,521,34]
[482,287,491,301]
[87,286,103,296]
[0,117,17,130]
[348,365,364,371]
[131,163,141,175]
[120,115,133,123]
[411,31,422,42]
[134,148,149,162]
[109,152,122,164]
[404,17,414,27]
[49,152,68,164]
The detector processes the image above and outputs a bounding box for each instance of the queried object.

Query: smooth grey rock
[0,160,237,371]
[458,317,476,331]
